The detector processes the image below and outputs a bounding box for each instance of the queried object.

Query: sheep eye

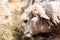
[24,20,28,23]
[34,8,37,11]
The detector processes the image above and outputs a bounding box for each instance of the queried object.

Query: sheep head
[20,3,53,38]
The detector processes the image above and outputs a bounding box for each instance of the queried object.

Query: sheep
[19,2,51,38]
[19,1,60,40]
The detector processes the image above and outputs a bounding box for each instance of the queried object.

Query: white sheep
[20,1,60,38]
[20,2,50,37]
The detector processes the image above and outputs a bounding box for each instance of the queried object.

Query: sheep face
[20,6,52,37]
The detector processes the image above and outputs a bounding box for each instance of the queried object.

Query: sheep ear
[38,8,50,19]
[40,13,50,19]
[38,5,50,19]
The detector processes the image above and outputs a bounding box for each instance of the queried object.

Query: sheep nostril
[5,16,8,19]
